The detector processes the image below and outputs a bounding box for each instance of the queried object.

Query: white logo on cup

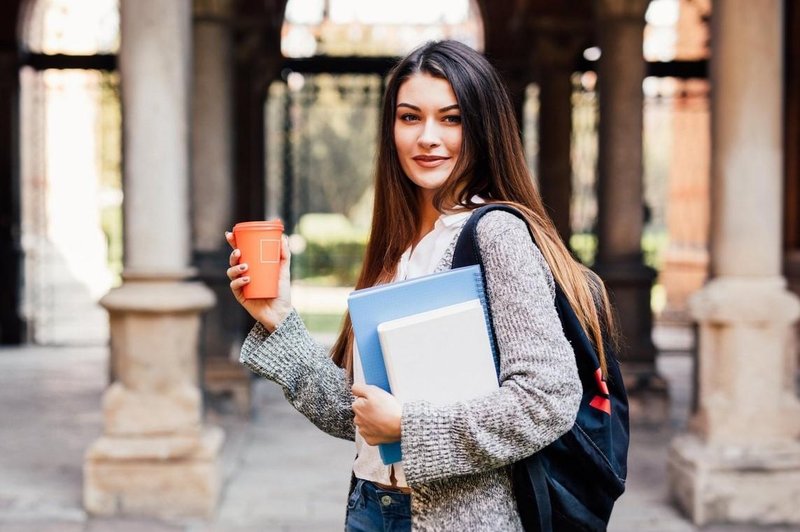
[260,239,280,263]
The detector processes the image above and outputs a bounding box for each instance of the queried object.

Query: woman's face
[394,73,462,201]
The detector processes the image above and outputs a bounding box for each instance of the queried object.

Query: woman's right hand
[225,231,293,333]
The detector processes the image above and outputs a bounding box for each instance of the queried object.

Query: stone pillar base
[688,277,800,442]
[669,433,800,526]
[84,426,224,518]
[90,279,223,518]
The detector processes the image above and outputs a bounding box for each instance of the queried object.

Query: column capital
[594,0,650,22]
[689,277,800,325]
[100,280,216,314]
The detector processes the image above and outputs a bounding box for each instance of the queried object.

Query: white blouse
[352,199,481,488]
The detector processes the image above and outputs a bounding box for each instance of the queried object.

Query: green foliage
[296,213,366,244]
[641,230,669,271]
[98,71,123,287]
[569,233,598,266]
[570,229,670,314]
[569,229,669,271]
[292,213,367,286]
[267,75,381,220]
[101,206,123,286]
[298,312,346,335]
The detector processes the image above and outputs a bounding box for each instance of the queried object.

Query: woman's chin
[408,172,452,192]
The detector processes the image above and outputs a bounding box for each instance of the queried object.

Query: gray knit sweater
[240,211,582,531]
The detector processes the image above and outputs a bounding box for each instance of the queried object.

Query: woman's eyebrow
[396,103,460,112]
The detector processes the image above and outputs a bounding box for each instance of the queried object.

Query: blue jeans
[345,478,411,532]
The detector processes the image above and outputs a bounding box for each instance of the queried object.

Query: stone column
[593,0,667,424]
[669,0,800,526]
[531,21,588,244]
[0,48,25,345]
[233,51,268,223]
[658,80,710,324]
[84,0,223,518]
[232,0,283,225]
[191,0,251,413]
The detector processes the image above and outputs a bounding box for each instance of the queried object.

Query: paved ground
[0,327,795,531]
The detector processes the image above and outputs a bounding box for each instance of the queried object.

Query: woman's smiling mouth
[412,155,450,168]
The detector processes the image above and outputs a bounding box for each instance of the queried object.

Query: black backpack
[452,204,630,532]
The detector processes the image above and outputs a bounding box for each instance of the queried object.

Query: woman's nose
[417,120,441,149]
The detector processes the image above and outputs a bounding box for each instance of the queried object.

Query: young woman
[225,40,617,531]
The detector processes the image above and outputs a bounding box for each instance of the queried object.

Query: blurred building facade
[0,0,798,526]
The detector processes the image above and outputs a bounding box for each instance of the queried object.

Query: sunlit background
[18,0,710,345]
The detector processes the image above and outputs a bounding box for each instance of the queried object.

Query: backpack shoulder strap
[452,203,554,532]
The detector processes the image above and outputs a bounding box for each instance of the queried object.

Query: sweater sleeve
[239,309,356,441]
[400,211,581,485]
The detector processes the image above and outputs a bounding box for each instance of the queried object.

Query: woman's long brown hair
[330,41,618,377]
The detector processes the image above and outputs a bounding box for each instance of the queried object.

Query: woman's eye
[399,113,419,122]
[443,115,462,124]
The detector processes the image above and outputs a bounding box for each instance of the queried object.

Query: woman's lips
[412,156,449,168]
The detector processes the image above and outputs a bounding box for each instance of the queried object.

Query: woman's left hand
[352,383,402,446]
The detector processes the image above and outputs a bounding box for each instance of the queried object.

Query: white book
[376,299,499,406]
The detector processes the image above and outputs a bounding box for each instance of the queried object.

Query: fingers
[229,247,240,267]
[226,262,248,281]
[225,241,249,291]
[225,232,240,270]
[224,231,236,249]
[280,234,291,269]
[352,397,367,411]
[229,276,250,291]
[352,384,385,399]
[351,383,368,398]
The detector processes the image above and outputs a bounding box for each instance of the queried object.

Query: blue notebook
[347,264,498,465]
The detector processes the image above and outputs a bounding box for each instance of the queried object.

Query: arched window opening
[19,0,121,345]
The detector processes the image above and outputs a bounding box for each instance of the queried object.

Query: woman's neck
[414,193,441,248]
